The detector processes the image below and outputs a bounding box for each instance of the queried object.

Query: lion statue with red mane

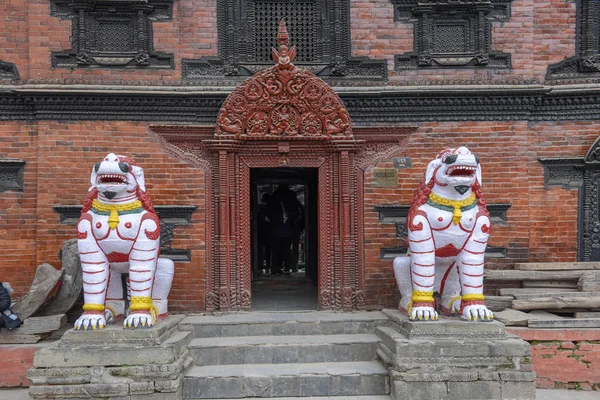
[74,153,174,330]
[393,146,493,322]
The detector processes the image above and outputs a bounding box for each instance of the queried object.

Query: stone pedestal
[377,309,536,400]
[28,315,192,399]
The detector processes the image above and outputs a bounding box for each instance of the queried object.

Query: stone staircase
[179,311,392,399]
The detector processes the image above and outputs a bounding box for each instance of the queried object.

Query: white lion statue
[74,153,174,330]
[394,146,493,322]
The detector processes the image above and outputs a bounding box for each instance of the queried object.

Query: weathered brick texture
[0,0,587,84]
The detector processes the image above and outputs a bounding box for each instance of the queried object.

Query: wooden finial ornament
[272,19,296,69]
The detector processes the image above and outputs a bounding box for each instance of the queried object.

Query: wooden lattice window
[182,0,387,81]
[50,0,174,69]
[252,1,317,62]
[391,0,512,70]
[547,0,600,79]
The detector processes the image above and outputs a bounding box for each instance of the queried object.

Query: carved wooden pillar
[217,149,231,311]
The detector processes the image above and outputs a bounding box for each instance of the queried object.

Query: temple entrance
[250,168,318,310]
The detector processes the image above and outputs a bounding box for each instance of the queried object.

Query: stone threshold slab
[189,333,380,348]
[181,311,388,326]
[185,361,388,378]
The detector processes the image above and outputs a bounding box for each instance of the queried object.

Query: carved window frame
[182,0,387,82]
[50,0,174,69]
[547,0,600,79]
[392,0,512,70]
[539,138,600,261]
[0,159,25,192]
[0,60,20,80]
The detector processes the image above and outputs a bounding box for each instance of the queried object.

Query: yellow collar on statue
[427,192,476,225]
[91,199,143,213]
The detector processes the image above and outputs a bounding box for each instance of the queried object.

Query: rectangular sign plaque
[372,168,398,187]
[393,157,412,169]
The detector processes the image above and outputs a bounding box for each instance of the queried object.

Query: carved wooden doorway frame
[202,139,366,311]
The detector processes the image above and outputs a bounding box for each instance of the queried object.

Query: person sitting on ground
[0,283,11,315]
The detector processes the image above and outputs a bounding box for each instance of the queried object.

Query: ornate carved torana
[182,0,387,82]
[50,0,174,69]
[157,22,415,311]
[216,21,352,139]
[547,0,600,79]
[392,0,512,70]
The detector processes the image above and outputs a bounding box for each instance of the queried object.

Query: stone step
[203,397,391,400]
[183,362,390,399]
[376,325,530,359]
[189,333,380,365]
[180,311,389,338]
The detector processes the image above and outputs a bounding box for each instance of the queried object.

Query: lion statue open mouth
[74,153,174,330]
[393,146,493,322]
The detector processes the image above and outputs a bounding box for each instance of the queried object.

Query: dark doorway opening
[250,168,318,311]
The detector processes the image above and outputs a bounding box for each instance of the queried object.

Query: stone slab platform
[58,315,185,348]
[28,315,191,399]
[381,309,506,339]
[378,309,536,400]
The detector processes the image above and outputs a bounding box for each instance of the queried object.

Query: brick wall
[0,0,585,84]
[507,328,600,391]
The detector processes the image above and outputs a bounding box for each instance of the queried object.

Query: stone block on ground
[494,309,534,326]
[0,333,49,344]
[484,295,514,311]
[39,239,83,316]
[578,271,600,292]
[12,263,63,320]
[16,314,66,335]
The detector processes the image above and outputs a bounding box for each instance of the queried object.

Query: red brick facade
[0,0,598,312]
[508,328,600,390]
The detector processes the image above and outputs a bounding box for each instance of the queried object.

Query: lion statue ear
[89,166,98,192]
[476,164,483,187]
[425,158,441,185]
[132,165,146,193]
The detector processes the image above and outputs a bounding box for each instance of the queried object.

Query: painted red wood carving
[216,20,352,139]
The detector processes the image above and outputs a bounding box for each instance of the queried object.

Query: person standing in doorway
[267,184,303,277]
[291,192,305,273]
[257,192,272,275]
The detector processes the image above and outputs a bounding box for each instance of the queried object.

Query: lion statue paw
[74,312,107,331]
[461,304,493,321]
[410,305,439,321]
[123,312,155,329]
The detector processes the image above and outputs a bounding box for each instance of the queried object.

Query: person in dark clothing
[266,184,303,277]
[257,192,272,275]
[0,283,11,314]
[0,283,13,328]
